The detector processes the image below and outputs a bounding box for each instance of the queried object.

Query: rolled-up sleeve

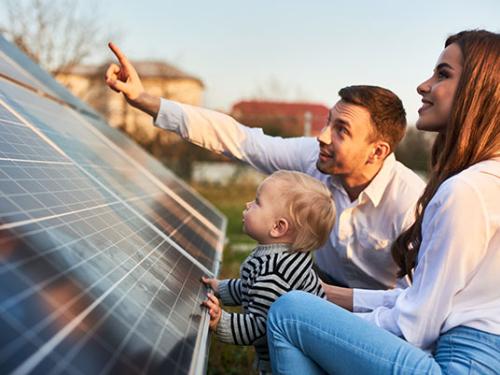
[353,288,403,313]
[154,99,318,174]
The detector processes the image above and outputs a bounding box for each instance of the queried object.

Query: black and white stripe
[216,243,325,372]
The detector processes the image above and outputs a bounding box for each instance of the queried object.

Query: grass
[193,182,261,374]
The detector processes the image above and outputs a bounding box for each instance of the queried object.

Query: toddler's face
[242,178,285,243]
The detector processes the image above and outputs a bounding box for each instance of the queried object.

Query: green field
[193,182,261,374]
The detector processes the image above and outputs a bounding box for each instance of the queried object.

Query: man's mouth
[319,149,333,162]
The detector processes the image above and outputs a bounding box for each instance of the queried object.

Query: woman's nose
[417,77,432,96]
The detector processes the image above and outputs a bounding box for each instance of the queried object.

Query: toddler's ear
[270,218,289,238]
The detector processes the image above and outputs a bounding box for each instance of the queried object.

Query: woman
[267,30,500,374]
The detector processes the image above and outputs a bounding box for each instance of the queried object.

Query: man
[105,42,425,300]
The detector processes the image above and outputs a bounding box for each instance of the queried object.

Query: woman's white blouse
[353,158,500,351]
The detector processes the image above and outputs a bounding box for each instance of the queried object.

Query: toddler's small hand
[202,292,222,331]
[201,276,219,295]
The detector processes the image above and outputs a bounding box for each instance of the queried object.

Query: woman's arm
[321,281,404,313]
[321,282,354,311]
[359,176,490,349]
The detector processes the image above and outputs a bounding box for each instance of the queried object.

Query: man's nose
[317,126,332,145]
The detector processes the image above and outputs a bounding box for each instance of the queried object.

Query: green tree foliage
[395,126,436,174]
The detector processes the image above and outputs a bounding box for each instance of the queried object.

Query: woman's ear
[270,218,289,238]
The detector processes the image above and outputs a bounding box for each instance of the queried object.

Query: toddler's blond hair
[267,170,336,252]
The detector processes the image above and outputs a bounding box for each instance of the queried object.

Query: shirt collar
[252,243,292,257]
[360,153,396,207]
[327,153,396,207]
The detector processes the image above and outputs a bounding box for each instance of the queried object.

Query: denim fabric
[434,326,500,374]
[267,291,500,374]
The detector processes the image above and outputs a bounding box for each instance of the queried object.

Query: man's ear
[367,141,391,164]
[270,218,289,238]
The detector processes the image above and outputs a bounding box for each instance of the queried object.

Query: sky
[2,0,499,124]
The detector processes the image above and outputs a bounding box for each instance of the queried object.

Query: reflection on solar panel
[0,35,226,375]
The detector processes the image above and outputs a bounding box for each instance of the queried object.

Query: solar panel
[0,35,226,375]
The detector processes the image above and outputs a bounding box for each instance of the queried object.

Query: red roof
[231,100,329,135]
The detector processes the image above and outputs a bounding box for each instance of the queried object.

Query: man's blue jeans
[267,291,500,374]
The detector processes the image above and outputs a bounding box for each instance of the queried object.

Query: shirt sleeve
[353,288,404,313]
[216,273,292,345]
[154,99,318,174]
[354,177,490,349]
[218,279,243,306]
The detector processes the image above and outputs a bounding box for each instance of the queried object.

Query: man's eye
[336,126,347,135]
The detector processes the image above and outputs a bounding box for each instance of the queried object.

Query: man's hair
[338,85,407,152]
[267,170,336,252]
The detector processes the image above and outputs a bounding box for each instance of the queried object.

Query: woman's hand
[321,280,354,311]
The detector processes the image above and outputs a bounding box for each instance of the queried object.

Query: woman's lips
[418,99,433,114]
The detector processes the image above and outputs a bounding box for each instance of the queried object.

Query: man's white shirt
[154,99,426,289]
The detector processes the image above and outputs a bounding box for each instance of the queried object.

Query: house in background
[56,61,204,145]
[231,100,329,137]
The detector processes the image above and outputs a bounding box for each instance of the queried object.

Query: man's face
[316,101,377,178]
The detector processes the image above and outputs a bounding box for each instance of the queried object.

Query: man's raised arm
[104,43,318,175]
[105,42,160,118]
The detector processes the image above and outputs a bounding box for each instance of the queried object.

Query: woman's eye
[437,70,449,80]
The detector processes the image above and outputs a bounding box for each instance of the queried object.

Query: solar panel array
[0,35,226,375]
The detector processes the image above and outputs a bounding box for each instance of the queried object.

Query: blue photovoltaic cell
[0,36,225,375]
[82,115,225,230]
[0,81,222,272]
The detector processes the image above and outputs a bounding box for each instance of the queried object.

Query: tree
[0,0,116,75]
[395,126,436,174]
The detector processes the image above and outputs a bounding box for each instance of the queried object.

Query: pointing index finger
[108,42,132,69]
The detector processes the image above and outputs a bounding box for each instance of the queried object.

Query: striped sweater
[216,243,325,372]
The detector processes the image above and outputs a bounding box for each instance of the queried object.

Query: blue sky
[3,0,500,124]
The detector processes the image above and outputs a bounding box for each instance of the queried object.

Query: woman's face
[416,43,463,132]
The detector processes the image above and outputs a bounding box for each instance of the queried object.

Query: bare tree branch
[1,0,119,75]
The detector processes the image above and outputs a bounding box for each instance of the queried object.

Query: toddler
[202,170,336,374]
